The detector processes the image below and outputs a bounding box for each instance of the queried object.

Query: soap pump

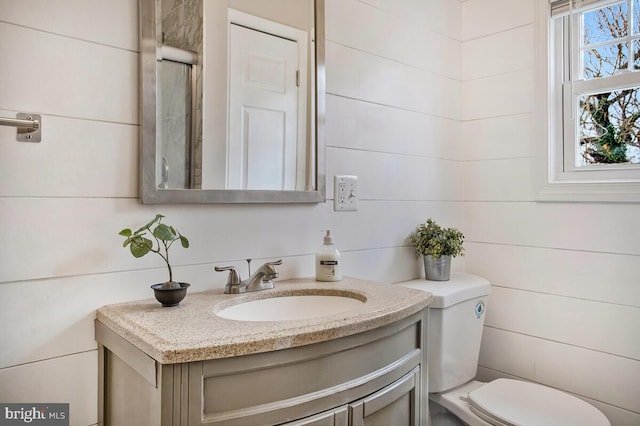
[315,230,342,282]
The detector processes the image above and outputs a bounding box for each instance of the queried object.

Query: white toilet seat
[466,379,610,426]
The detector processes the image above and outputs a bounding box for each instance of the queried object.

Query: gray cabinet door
[282,405,348,426]
[349,368,420,426]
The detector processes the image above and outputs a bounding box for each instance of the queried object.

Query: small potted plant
[409,218,464,281]
[119,214,190,306]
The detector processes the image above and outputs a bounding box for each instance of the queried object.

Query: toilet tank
[397,273,490,393]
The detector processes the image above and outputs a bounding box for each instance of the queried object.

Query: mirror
[139,0,325,203]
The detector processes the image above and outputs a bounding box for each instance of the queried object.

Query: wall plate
[334,175,358,211]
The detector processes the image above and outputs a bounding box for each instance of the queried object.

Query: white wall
[461,0,640,425]
[5,1,636,425]
[0,1,463,424]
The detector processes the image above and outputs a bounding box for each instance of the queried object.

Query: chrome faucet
[215,259,282,294]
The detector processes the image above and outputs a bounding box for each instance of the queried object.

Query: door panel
[349,368,420,426]
[282,405,348,425]
[228,23,298,190]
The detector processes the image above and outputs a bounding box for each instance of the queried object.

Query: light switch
[334,175,358,212]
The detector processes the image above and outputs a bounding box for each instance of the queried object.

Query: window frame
[538,0,640,202]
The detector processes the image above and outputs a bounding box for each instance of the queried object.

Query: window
[544,0,640,201]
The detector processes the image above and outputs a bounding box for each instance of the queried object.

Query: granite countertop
[95,277,432,364]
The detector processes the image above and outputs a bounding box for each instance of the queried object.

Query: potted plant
[409,218,464,281]
[119,214,190,306]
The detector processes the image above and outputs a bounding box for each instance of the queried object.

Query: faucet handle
[214,266,241,284]
[262,260,282,281]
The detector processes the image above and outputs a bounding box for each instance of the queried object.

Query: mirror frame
[139,0,326,204]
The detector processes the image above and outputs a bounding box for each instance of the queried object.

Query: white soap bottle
[315,230,342,282]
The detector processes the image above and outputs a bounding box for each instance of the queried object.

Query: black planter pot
[150,282,190,307]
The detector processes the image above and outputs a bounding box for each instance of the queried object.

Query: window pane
[582,1,628,46]
[578,87,640,166]
[583,43,628,78]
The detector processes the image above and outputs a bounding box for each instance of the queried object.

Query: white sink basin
[216,294,365,322]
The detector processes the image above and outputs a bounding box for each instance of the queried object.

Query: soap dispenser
[316,230,342,282]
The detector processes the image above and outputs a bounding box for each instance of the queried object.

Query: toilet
[397,273,610,426]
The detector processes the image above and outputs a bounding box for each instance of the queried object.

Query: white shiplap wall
[461,0,640,425]
[0,1,463,424]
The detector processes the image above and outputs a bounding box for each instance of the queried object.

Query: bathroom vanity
[95,278,431,425]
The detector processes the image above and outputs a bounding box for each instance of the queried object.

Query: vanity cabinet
[96,310,427,426]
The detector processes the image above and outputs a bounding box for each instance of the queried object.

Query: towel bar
[0,113,41,142]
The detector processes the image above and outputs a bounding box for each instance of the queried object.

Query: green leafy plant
[119,214,189,289]
[409,218,464,259]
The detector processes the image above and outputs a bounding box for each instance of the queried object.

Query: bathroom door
[228,23,299,190]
